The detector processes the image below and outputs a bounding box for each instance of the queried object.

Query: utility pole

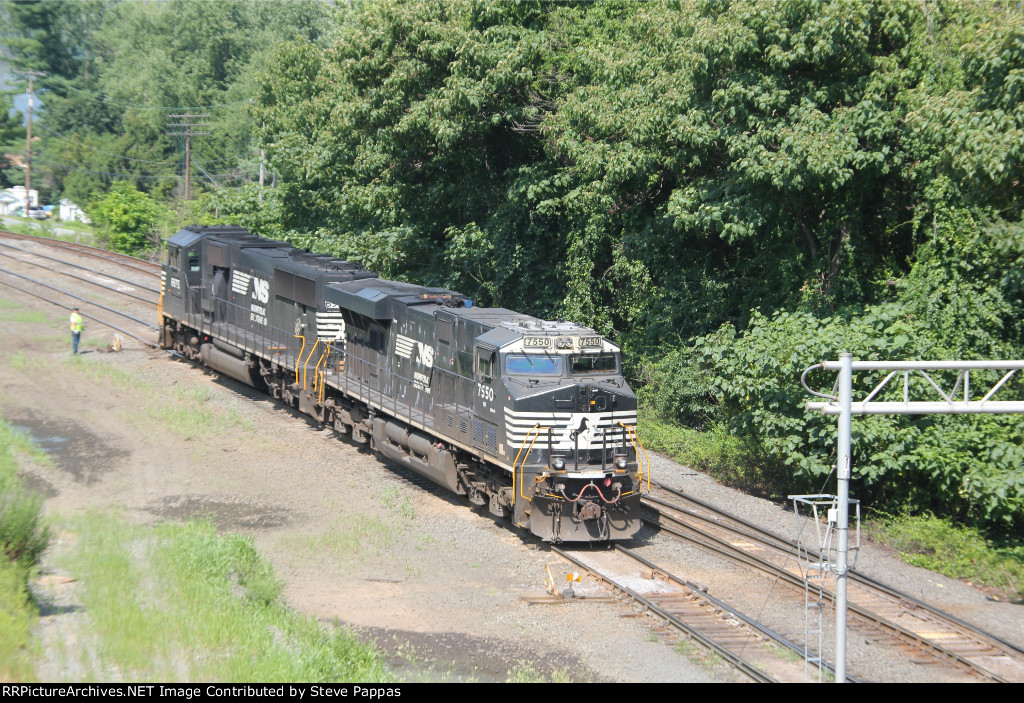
[167,113,211,200]
[258,146,265,204]
[23,70,45,218]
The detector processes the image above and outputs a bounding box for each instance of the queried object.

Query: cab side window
[475,348,495,380]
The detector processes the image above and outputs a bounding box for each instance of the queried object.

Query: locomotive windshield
[571,353,618,374]
[505,354,562,375]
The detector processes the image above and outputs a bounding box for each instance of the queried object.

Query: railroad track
[642,483,1024,682]
[552,543,844,682]
[0,230,160,276]
[0,231,161,348]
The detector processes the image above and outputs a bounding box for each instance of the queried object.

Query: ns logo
[251,278,270,304]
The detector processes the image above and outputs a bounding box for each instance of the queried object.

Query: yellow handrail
[302,339,320,390]
[293,335,306,384]
[316,343,331,403]
[618,423,651,493]
[512,424,544,503]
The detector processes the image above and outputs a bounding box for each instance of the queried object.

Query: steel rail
[616,545,858,683]
[642,503,1006,682]
[0,248,159,304]
[0,240,160,295]
[0,266,159,335]
[0,230,160,276]
[0,275,159,349]
[649,482,1024,660]
[551,545,776,683]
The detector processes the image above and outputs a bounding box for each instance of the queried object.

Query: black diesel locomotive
[159,225,648,541]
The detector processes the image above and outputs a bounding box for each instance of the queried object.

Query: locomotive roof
[170,225,603,343]
[169,225,375,278]
[327,276,599,331]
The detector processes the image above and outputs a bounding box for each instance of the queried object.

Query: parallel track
[0,233,160,349]
[0,230,160,276]
[642,483,1024,682]
[552,544,786,682]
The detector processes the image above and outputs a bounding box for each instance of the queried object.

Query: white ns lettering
[252,278,270,304]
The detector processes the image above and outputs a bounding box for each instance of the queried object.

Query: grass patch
[640,411,786,498]
[0,422,51,567]
[0,560,39,681]
[504,663,574,683]
[285,488,417,564]
[673,637,724,673]
[289,512,404,560]
[56,511,386,682]
[0,419,52,682]
[0,218,95,242]
[379,484,415,522]
[5,309,47,324]
[868,513,1024,601]
[49,356,256,440]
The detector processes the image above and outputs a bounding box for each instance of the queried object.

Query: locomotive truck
[159,225,648,541]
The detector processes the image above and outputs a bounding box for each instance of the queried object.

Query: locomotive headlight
[552,458,566,471]
[615,457,628,470]
[556,337,572,349]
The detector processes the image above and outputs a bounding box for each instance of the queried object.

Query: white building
[59,198,90,223]
[0,186,39,215]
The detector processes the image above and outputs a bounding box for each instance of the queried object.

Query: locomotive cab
[496,326,645,541]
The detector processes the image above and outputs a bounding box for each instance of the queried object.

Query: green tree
[88,181,167,255]
[0,94,26,187]
[1,0,337,205]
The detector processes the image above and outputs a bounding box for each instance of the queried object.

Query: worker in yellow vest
[69,306,84,354]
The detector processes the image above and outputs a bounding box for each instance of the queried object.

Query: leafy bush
[636,347,721,431]
[0,421,49,682]
[88,181,168,256]
[686,302,1024,535]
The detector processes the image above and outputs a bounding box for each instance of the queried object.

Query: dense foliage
[0,0,336,204]
[5,0,1023,535]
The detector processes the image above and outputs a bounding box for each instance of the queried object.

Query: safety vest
[70,312,83,333]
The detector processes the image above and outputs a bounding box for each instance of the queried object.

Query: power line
[167,114,211,200]
[34,123,177,165]
[36,122,253,167]
[190,157,228,192]
[36,79,250,111]
[33,155,257,182]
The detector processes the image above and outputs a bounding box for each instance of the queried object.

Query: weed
[674,637,724,672]
[9,352,30,371]
[505,663,545,683]
[0,422,50,567]
[0,561,39,681]
[639,411,782,498]
[51,357,254,439]
[0,419,51,682]
[7,310,47,324]
[379,485,415,522]
[868,513,1024,600]
[287,512,402,561]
